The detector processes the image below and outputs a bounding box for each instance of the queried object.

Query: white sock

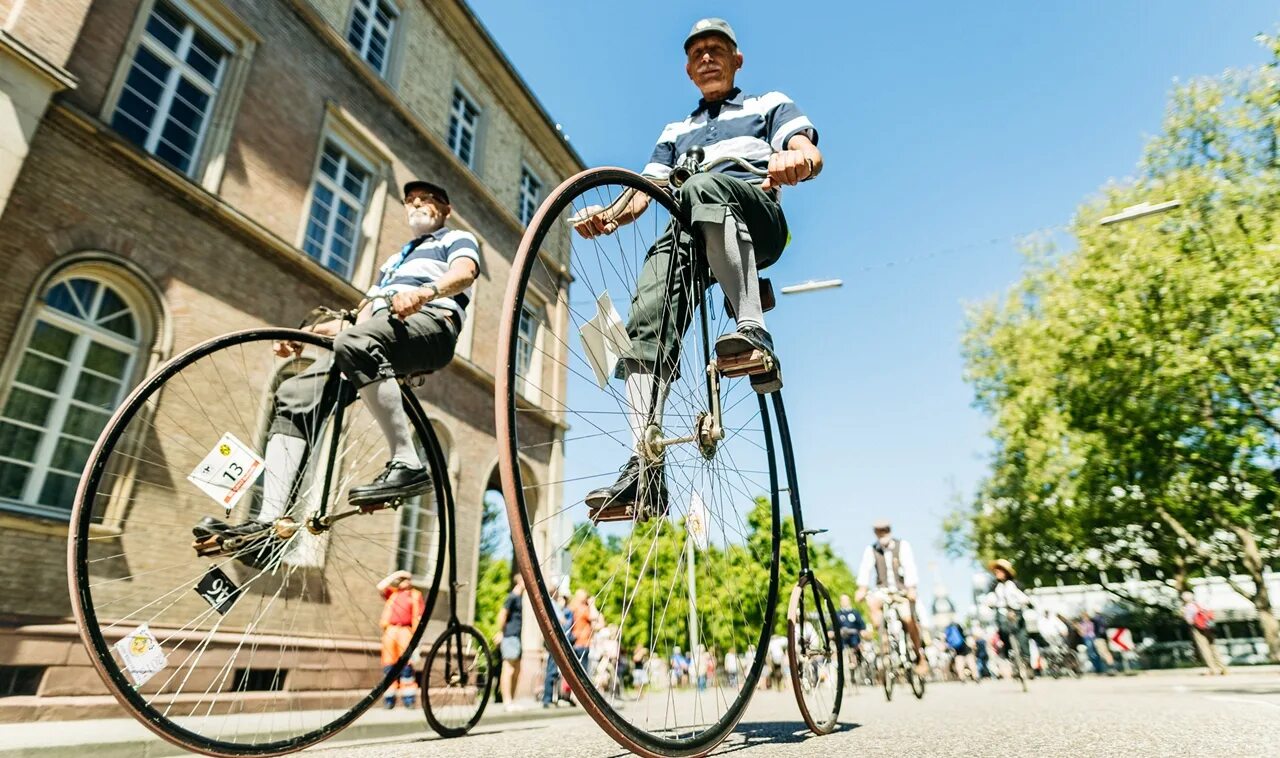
[623,372,669,453]
[260,434,306,521]
[358,379,421,468]
[702,209,765,331]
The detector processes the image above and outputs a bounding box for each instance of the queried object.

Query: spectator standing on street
[569,589,595,678]
[724,647,740,689]
[1091,610,1117,675]
[542,586,574,707]
[1181,591,1229,675]
[376,570,423,709]
[494,573,525,711]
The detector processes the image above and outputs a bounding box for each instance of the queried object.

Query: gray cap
[684,18,737,51]
[872,519,892,531]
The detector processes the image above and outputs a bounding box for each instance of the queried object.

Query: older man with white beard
[192,179,480,561]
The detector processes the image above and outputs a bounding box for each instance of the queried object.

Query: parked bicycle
[494,152,842,756]
[68,306,455,756]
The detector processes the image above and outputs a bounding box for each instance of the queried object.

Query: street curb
[0,704,584,758]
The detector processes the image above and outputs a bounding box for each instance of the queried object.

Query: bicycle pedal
[716,350,776,378]
[355,497,403,514]
[192,535,222,557]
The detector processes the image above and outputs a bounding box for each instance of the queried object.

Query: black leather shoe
[715,326,782,394]
[349,461,432,507]
[192,517,278,568]
[584,456,668,522]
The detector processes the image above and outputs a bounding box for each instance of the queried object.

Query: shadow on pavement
[601,722,860,758]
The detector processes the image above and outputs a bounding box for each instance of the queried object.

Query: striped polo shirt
[641,88,818,186]
[365,226,480,325]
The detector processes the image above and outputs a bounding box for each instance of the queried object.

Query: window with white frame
[447,87,481,169]
[514,304,542,402]
[518,165,542,226]
[396,430,444,582]
[0,278,144,518]
[110,0,231,176]
[302,139,372,279]
[347,0,398,76]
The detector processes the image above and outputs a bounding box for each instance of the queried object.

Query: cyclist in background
[855,519,928,676]
[985,558,1032,677]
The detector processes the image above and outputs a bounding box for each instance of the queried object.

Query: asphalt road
[308,668,1280,757]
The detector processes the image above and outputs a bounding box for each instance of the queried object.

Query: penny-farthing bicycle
[68,314,451,756]
[495,153,843,757]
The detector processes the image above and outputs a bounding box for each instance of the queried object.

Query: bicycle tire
[496,167,782,757]
[422,623,493,738]
[879,620,895,702]
[68,328,448,756]
[786,574,843,734]
[1010,637,1029,693]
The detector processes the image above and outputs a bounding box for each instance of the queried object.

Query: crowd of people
[382,516,1233,711]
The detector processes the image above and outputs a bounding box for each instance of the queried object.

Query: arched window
[0,275,153,519]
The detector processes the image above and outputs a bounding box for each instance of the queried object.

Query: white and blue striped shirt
[365,226,480,325]
[642,88,818,185]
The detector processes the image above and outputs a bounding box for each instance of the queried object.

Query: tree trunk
[1232,526,1280,663]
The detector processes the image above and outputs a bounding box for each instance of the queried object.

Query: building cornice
[429,0,585,176]
[0,30,77,90]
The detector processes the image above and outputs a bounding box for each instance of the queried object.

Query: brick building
[0,0,580,712]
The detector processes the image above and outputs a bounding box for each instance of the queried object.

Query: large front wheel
[68,329,448,756]
[496,168,783,757]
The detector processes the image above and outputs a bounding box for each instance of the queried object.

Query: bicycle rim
[423,623,492,737]
[496,168,782,757]
[786,576,843,734]
[68,329,447,756]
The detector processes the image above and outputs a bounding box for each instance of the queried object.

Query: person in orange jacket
[377,569,424,708]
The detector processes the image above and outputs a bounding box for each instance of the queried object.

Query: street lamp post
[780,278,843,295]
[1098,200,1181,226]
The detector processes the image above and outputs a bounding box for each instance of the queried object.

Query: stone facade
[0,0,579,713]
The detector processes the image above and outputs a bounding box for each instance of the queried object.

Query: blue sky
[468,1,1279,612]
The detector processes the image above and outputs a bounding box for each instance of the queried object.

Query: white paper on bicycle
[687,490,710,551]
[113,623,167,686]
[186,432,266,513]
[579,291,633,389]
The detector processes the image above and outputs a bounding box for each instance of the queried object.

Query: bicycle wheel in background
[786,574,843,734]
[908,655,926,700]
[68,329,447,756]
[879,624,895,702]
[496,168,782,757]
[1010,638,1029,693]
[422,623,493,738]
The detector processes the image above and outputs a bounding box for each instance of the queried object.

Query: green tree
[953,33,1280,659]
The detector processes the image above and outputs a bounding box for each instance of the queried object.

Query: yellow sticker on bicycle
[187,433,265,512]
[113,624,167,687]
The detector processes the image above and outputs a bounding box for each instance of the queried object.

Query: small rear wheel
[786,575,843,734]
[422,623,493,738]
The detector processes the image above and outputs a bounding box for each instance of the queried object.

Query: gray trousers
[269,309,457,440]
[617,172,787,378]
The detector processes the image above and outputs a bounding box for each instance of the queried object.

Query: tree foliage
[568,496,860,654]
[952,34,1280,659]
